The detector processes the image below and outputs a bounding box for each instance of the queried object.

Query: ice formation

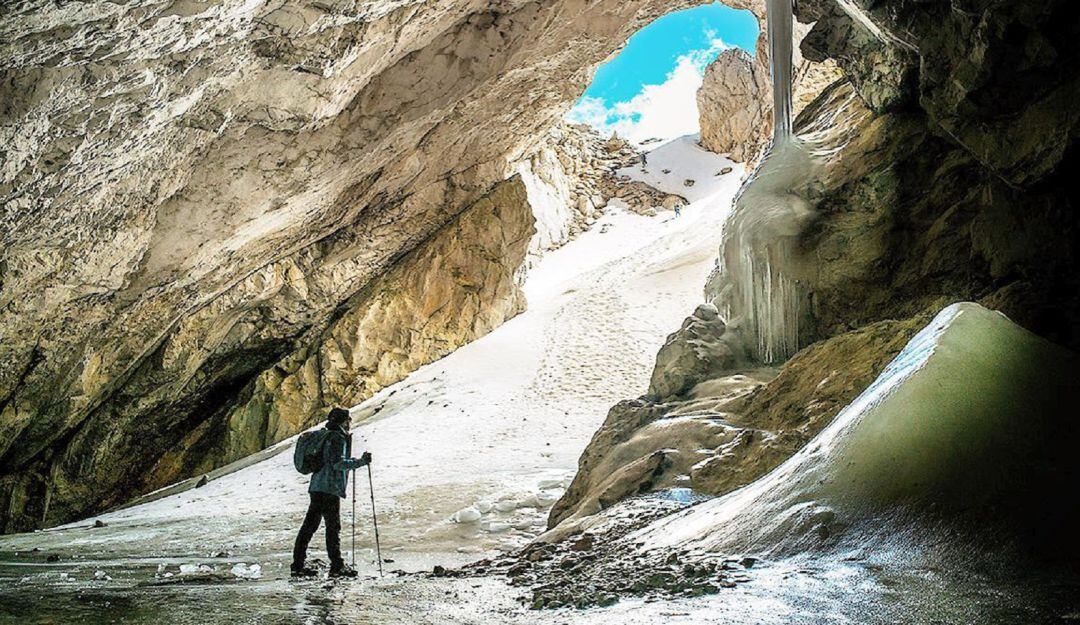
[710,0,818,364]
[639,303,1080,562]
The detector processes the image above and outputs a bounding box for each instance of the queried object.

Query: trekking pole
[367,463,384,577]
[351,470,357,568]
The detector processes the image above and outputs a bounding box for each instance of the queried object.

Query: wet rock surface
[465,495,754,610]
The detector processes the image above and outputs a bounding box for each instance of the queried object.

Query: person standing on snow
[291,407,371,578]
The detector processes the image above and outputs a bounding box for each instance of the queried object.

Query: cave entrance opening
[566,2,759,147]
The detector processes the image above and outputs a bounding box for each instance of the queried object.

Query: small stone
[683,179,695,187]
[525,549,548,563]
[507,562,530,577]
[92,520,107,528]
[570,534,594,552]
[739,556,757,569]
[432,565,447,577]
[195,475,209,488]
[646,571,676,588]
[45,554,60,563]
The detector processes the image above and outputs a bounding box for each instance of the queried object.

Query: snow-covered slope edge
[637,302,1080,563]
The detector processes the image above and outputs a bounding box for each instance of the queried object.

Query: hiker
[291,407,371,578]
[674,204,682,218]
[641,152,648,168]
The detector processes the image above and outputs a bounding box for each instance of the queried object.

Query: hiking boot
[290,566,318,578]
[328,564,358,578]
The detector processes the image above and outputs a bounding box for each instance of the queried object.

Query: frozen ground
[0,138,745,617]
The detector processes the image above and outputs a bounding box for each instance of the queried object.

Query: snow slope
[0,138,743,571]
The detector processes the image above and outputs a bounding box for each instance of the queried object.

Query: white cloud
[567,38,733,145]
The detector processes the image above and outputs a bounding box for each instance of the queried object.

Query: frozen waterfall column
[767,0,795,143]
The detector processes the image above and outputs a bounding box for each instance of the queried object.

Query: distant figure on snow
[641,152,648,168]
[291,407,371,578]
[674,205,682,218]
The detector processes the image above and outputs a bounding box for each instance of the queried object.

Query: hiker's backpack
[293,430,328,475]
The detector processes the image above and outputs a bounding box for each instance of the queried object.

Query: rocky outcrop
[516,123,655,258]
[647,303,744,401]
[696,49,772,163]
[554,0,1080,531]
[549,313,931,530]
[148,177,535,488]
[517,123,683,260]
[696,20,840,164]
[1,0,727,532]
[691,50,768,164]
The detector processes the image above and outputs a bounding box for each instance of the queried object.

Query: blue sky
[567,3,758,144]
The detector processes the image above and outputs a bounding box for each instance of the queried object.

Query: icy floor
[3,549,1076,625]
[0,138,743,597]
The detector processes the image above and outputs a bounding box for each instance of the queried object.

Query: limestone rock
[149,177,536,489]
[696,16,841,165]
[696,49,772,163]
[647,304,740,401]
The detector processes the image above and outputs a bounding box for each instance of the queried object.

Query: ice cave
[2,0,1079,623]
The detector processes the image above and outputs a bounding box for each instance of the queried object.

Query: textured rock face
[647,303,742,401]
[696,49,771,163]
[148,177,535,488]
[798,0,1080,186]
[696,17,840,164]
[1,0,714,532]
[516,123,649,257]
[554,0,1080,530]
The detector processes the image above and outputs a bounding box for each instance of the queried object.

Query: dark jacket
[309,424,365,498]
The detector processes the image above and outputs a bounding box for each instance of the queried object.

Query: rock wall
[552,0,1080,530]
[696,49,772,163]
[516,123,645,258]
[148,177,535,490]
[1,0,721,532]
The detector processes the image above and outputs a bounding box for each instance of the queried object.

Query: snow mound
[637,303,1080,563]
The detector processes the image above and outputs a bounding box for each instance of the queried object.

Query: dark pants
[292,492,343,570]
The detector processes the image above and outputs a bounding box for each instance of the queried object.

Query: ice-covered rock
[494,500,519,513]
[638,303,1080,561]
[482,521,512,533]
[230,563,262,580]
[535,491,561,508]
[452,507,483,524]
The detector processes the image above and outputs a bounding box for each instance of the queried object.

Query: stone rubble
[454,494,757,610]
